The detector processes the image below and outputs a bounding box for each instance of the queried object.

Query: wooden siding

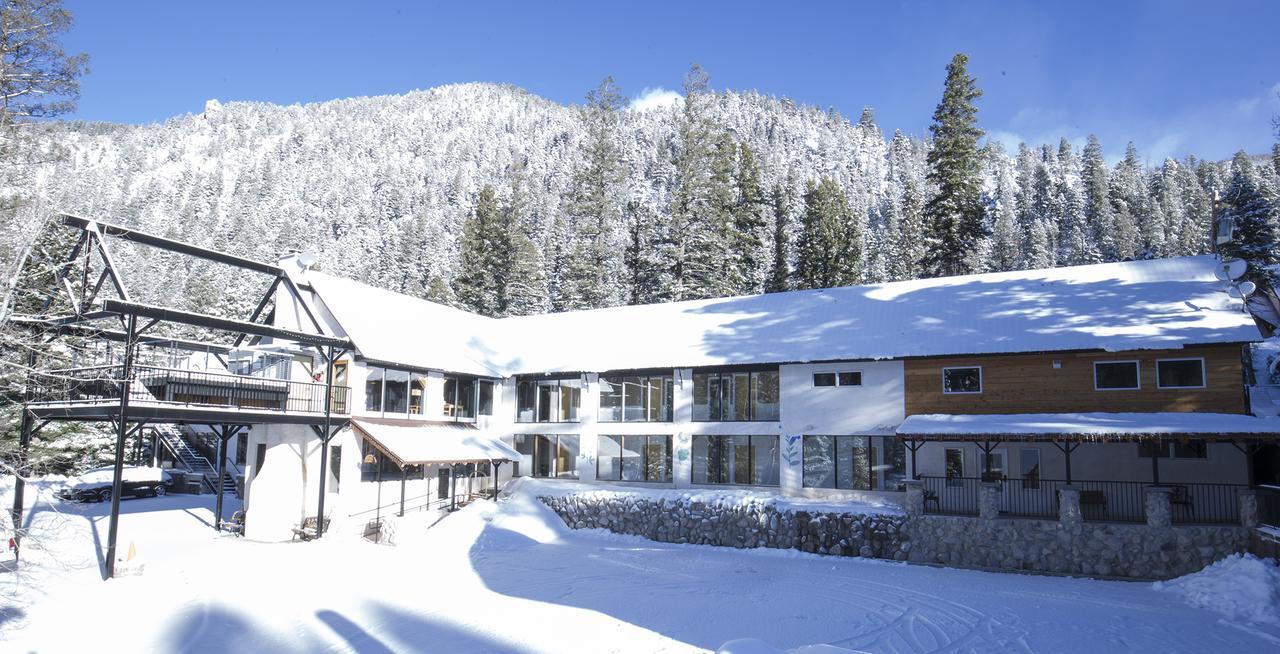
[904,345,1248,416]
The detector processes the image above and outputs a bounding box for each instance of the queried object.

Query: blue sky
[64,1,1278,162]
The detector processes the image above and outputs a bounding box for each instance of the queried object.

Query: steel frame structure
[9,214,353,578]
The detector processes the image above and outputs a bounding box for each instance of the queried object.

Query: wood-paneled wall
[904,344,1248,416]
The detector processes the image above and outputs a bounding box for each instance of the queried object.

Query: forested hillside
[3,79,1277,319]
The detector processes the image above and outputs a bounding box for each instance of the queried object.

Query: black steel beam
[60,214,284,277]
[27,402,352,427]
[101,299,350,349]
[10,317,233,354]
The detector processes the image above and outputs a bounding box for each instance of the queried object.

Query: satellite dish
[1226,259,1248,280]
[1214,266,1229,281]
[1238,281,1257,297]
[297,252,318,270]
[1228,286,1243,298]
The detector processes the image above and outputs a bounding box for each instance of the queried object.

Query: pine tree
[558,77,626,310]
[921,53,987,278]
[1219,151,1280,292]
[1111,142,1146,258]
[624,199,665,305]
[795,178,862,289]
[730,143,767,294]
[896,179,928,280]
[765,182,792,293]
[1081,135,1115,259]
[1273,143,1280,178]
[1055,138,1096,265]
[453,185,502,316]
[663,63,718,301]
[989,170,1021,272]
[500,161,549,316]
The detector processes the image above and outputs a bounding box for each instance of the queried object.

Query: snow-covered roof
[309,256,1262,377]
[352,418,521,465]
[896,412,1280,441]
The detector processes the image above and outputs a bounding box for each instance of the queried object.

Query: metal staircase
[156,425,238,495]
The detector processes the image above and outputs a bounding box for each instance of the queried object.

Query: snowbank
[1155,554,1280,625]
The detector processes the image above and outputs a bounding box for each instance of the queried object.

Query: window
[443,375,478,419]
[598,374,674,422]
[838,371,862,386]
[942,367,982,394]
[813,373,836,387]
[253,443,266,480]
[235,432,248,467]
[1019,448,1040,490]
[1139,441,1208,459]
[814,371,861,387]
[383,369,409,414]
[944,448,965,485]
[1095,361,1140,390]
[1157,359,1205,389]
[409,372,428,415]
[597,435,672,482]
[516,377,581,422]
[365,367,384,412]
[801,435,907,491]
[514,434,580,479]
[478,380,494,416]
[329,445,342,493]
[692,435,780,486]
[692,368,780,421]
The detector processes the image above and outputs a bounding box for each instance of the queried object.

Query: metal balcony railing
[27,365,350,415]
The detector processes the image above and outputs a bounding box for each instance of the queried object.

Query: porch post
[909,437,919,480]
[104,313,137,580]
[1150,439,1161,485]
[493,461,501,498]
[399,467,406,517]
[215,426,228,531]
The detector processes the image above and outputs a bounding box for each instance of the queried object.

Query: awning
[895,412,1280,442]
[352,417,521,467]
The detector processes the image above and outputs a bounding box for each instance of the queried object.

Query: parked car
[57,466,174,503]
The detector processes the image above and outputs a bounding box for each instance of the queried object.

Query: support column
[313,345,339,540]
[214,425,239,532]
[399,470,406,517]
[1058,485,1082,528]
[903,479,924,518]
[1150,440,1162,485]
[105,313,138,580]
[9,408,36,561]
[1144,486,1173,528]
[978,482,1000,521]
[1238,489,1259,529]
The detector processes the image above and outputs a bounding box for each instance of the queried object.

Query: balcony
[27,365,350,418]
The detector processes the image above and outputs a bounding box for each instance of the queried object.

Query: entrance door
[985,448,1010,510]
[437,468,450,500]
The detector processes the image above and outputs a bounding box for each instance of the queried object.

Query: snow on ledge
[897,412,1280,440]
[511,478,905,516]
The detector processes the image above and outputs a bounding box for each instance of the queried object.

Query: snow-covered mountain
[0,82,1269,317]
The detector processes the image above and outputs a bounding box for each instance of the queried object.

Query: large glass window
[802,435,907,491]
[692,435,779,486]
[513,434,580,479]
[597,435,672,482]
[599,374,674,422]
[409,372,428,415]
[365,367,384,412]
[443,375,478,419]
[692,368,780,421]
[478,380,494,416]
[516,377,581,422]
[1095,361,1140,390]
[383,369,409,414]
[1157,359,1205,389]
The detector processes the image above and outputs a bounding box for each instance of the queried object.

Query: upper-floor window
[599,374,674,422]
[365,366,427,416]
[1095,361,1140,390]
[442,375,477,419]
[942,366,982,394]
[692,368,780,421]
[516,377,581,423]
[1157,358,1205,389]
[813,371,862,387]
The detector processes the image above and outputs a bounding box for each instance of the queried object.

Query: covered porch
[349,418,520,538]
[897,412,1280,525]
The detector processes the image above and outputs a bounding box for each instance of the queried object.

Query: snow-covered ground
[2,478,1279,653]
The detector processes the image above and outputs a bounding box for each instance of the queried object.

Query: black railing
[921,475,980,516]
[28,365,349,415]
[920,476,1245,525]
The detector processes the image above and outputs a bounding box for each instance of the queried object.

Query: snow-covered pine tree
[1111,142,1147,259]
[1055,138,1096,265]
[730,143,767,295]
[795,177,861,289]
[1081,135,1115,259]
[895,179,927,280]
[558,77,627,310]
[1219,151,1280,292]
[663,63,717,301]
[988,156,1021,272]
[501,160,550,316]
[624,199,665,305]
[920,53,987,278]
[765,182,792,293]
[453,185,503,316]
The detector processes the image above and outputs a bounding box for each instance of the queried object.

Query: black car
[57,466,174,503]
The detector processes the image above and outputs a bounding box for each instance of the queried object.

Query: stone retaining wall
[539,494,912,560]
[538,484,1255,580]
